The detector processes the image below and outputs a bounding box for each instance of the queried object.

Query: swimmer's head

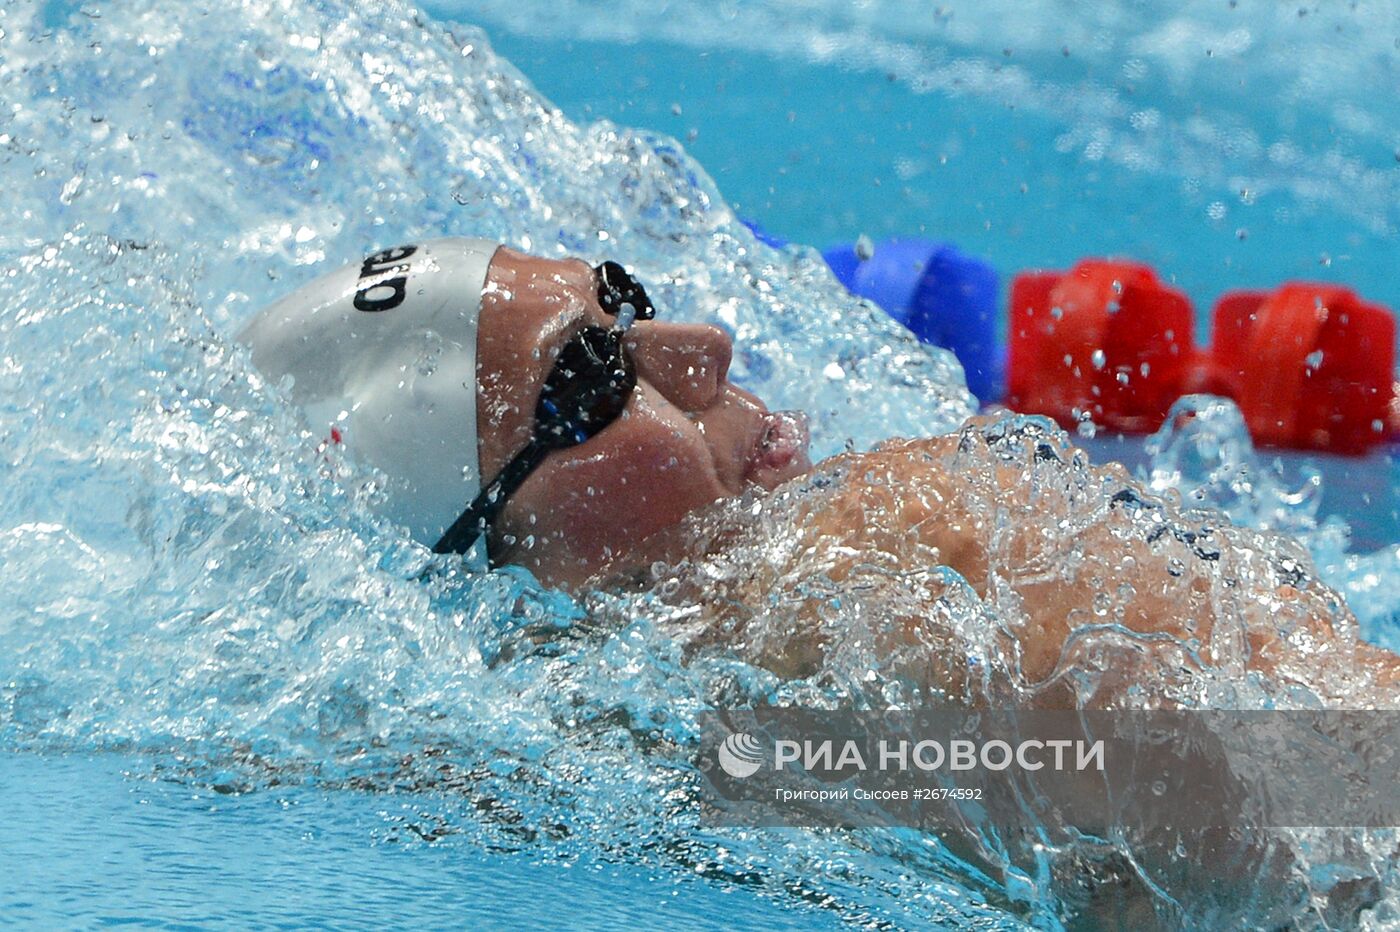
[476,246,811,584]
[240,239,811,587]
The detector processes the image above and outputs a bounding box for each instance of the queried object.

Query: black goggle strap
[432,326,636,559]
[432,441,549,556]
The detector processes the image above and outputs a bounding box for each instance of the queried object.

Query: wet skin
[794,432,1400,704]
[475,247,811,587]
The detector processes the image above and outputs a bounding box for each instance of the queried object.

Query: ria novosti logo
[714,732,1107,780]
[717,732,764,778]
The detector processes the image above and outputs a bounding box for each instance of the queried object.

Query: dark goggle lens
[535,326,636,448]
[594,260,656,321]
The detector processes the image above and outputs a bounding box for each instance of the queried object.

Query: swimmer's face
[475,246,811,588]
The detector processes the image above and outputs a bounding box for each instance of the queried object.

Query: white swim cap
[239,238,500,561]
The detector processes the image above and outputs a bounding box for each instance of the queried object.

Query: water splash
[1142,395,1348,554]
[598,412,1400,924]
[1142,396,1400,655]
[0,0,971,453]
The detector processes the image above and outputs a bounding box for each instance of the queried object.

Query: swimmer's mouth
[748,410,811,481]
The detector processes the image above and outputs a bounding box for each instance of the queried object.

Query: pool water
[460,23,1400,317]
[0,752,846,930]
[5,0,1400,928]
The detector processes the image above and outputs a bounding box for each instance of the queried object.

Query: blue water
[0,752,844,929]
[5,0,1400,928]
[444,3,1400,324]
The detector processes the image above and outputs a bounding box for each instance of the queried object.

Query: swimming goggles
[433,261,656,557]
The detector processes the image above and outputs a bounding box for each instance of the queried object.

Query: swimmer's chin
[564,489,759,593]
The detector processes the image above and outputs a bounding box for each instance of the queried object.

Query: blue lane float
[742,222,1002,402]
[823,238,1002,402]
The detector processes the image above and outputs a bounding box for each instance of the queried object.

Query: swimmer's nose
[626,322,733,413]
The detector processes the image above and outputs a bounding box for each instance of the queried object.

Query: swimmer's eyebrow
[544,312,589,356]
[528,264,620,381]
[527,310,591,392]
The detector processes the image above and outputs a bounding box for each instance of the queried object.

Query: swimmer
[241,238,1400,707]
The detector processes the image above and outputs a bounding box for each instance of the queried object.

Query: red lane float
[1208,283,1395,454]
[1007,260,1397,454]
[1006,259,1194,434]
